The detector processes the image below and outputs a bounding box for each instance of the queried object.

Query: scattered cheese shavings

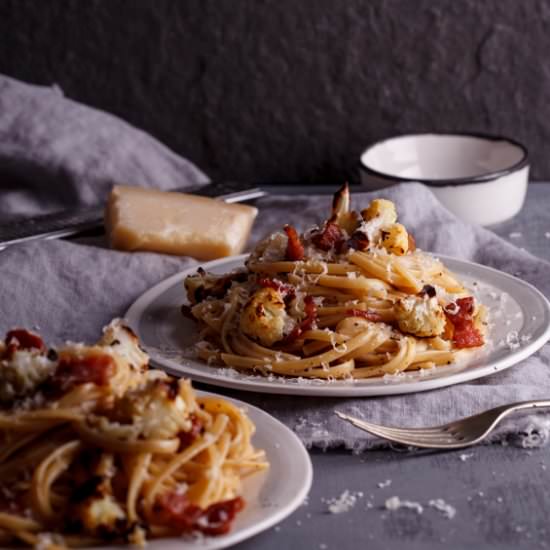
[377,479,392,488]
[508,232,522,239]
[459,453,474,462]
[505,331,521,350]
[385,496,424,514]
[325,490,363,514]
[545,232,550,239]
[428,499,456,519]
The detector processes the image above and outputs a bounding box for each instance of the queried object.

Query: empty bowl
[359,133,529,225]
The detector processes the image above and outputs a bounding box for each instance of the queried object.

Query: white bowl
[359,133,529,225]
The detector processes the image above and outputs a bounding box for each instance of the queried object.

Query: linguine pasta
[184,184,488,380]
[0,321,267,548]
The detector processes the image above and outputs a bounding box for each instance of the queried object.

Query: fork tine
[335,412,454,437]
[334,411,467,448]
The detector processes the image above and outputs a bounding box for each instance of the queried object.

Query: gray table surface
[235,182,550,550]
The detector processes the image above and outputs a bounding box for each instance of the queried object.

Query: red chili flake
[284,225,304,261]
[51,354,116,392]
[346,309,383,322]
[445,297,484,348]
[311,221,345,252]
[5,329,46,352]
[154,492,245,536]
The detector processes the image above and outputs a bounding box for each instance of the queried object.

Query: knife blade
[0,182,266,249]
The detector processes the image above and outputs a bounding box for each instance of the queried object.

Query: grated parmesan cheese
[325,490,363,514]
[384,496,424,514]
[428,498,456,519]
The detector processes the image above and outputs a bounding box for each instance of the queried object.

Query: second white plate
[125,254,550,397]
[98,390,312,550]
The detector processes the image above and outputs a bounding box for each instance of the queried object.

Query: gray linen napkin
[1,74,550,451]
[0,74,208,220]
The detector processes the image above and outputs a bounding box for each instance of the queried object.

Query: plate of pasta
[0,321,312,548]
[126,185,550,397]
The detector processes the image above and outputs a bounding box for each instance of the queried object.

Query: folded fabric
[0,74,208,221]
[2,183,550,451]
[1,74,549,452]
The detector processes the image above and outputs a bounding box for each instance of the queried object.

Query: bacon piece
[284,225,304,261]
[445,297,484,348]
[178,414,203,449]
[284,296,318,342]
[347,230,369,251]
[346,309,382,322]
[311,221,345,252]
[51,353,116,392]
[5,329,45,352]
[154,492,245,536]
[258,278,296,301]
[199,497,245,536]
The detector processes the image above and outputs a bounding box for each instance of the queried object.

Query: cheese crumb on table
[428,498,456,519]
[385,496,424,514]
[105,185,258,260]
[325,490,363,514]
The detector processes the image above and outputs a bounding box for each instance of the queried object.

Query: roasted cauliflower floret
[248,231,288,263]
[98,319,149,373]
[184,268,247,305]
[103,376,192,440]
[381,223,409,255]
[0,350,56,403]
[73,477,125,535]
[239,287,293,346]
[394,295,446,337]
[361,199,397,226]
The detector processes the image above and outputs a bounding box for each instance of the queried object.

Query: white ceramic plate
[125,254,550,397]
[99,391,312,550]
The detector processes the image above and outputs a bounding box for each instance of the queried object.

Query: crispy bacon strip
[258,278,293,295]
[154,493,245,536]
[284,225,304,261]
[445,297,484,348]
[284,296,318,342]
[5,329,45,353]
[51,354,116,392]
[346,309,383,322]
[311,221,345,252]
[347,230,369,251]
[178,414,203,449]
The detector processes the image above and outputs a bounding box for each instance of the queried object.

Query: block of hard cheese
[105,185,258,260]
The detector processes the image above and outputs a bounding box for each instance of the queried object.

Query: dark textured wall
[1,0,548,182]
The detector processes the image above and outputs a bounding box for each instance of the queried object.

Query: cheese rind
[105,185,258,260]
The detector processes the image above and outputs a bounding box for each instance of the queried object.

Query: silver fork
[335,400,550,449]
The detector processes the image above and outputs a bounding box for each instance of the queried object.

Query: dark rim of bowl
[359,132,529,186]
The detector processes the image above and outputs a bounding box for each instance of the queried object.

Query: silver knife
[0,182,266,249]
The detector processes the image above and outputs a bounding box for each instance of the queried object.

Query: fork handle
[495,399,550,418]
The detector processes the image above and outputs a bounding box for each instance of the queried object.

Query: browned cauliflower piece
[239,287,293,346]
[361,199,397,226]
[394,295,446,337]
[381,223,409,255]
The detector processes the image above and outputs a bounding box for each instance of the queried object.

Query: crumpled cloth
[1,74,550,451]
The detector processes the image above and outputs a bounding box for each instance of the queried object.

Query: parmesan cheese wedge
[105,185,258,260]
